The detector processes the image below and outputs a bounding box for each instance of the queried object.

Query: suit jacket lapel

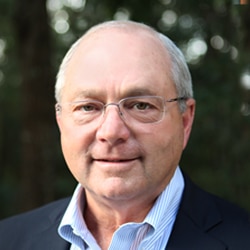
[166,174,227,250]
[21,176,231,249]
[29,198,71,250]
[30,222,70,250]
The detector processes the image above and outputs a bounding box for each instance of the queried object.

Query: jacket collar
[166,174,226,249]
[26,175,228,250]
[30,198,71,250]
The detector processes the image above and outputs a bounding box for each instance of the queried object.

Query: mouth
[91,156,142,173]
[94,158,139,163]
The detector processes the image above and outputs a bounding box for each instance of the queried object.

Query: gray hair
[55,20,193,112]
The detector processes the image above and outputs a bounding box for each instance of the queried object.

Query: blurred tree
[12,0,58,211]
[0,0,22,216]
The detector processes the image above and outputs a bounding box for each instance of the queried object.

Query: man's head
[55,20,195,206]
[55,21,193,107]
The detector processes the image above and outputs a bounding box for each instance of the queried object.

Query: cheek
[59,125,94,183]
[59,121,94,163]
[141,120,184,164]
[59,116,93,144]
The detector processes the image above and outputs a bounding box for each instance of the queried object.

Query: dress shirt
[58,167,184,250]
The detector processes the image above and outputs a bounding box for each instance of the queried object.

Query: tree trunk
[13,0,57,211]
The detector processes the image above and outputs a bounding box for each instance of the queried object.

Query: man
[0,20,249,249]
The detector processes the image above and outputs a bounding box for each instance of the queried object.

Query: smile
[95,158,139,162]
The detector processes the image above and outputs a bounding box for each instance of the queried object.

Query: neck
[84,192,157,249]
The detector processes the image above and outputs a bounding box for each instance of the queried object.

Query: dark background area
[0,0,250,218]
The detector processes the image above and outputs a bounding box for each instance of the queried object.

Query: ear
[55,106,62,133]
[182,98,195,150]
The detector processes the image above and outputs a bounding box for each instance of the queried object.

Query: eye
[134,102,151,110]
[72,101,103,112]
[80,104,95,112]
[123,98,159,111]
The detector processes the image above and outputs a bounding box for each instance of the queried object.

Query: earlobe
[182,98,196,149]
[56,112,62,132]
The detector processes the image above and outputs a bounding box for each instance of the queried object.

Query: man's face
[56,29,195,205]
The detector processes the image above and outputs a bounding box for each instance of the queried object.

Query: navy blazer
[0,175,250,250]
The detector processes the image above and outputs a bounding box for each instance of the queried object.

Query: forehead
[72,26,170,65]
[62,27,175,101]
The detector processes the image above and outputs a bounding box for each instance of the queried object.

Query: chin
[97,178,143,200]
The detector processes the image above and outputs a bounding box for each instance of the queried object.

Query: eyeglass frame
[55,95,188,125]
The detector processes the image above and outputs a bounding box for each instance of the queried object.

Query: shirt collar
[58,166,184,247]
[144,166,184,230]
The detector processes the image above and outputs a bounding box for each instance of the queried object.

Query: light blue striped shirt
[58,167,184,250]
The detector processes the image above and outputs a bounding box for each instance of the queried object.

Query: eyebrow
[71,90,104,100]
[71,87,158,101]
[122,87,157,97]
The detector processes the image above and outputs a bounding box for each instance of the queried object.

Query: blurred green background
[0,0,250,218]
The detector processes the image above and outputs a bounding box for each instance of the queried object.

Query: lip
[94,158,139,162]
[92,157,140,169]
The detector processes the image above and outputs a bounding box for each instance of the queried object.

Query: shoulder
[0,197,70,226]
[171,174,250,249]
[0,197,70,249]
[184,175,250,222]
[201,187,250,239]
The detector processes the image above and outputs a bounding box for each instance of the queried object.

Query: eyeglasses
[56,96,187,125]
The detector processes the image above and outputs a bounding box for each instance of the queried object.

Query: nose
[96,105,130,145]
